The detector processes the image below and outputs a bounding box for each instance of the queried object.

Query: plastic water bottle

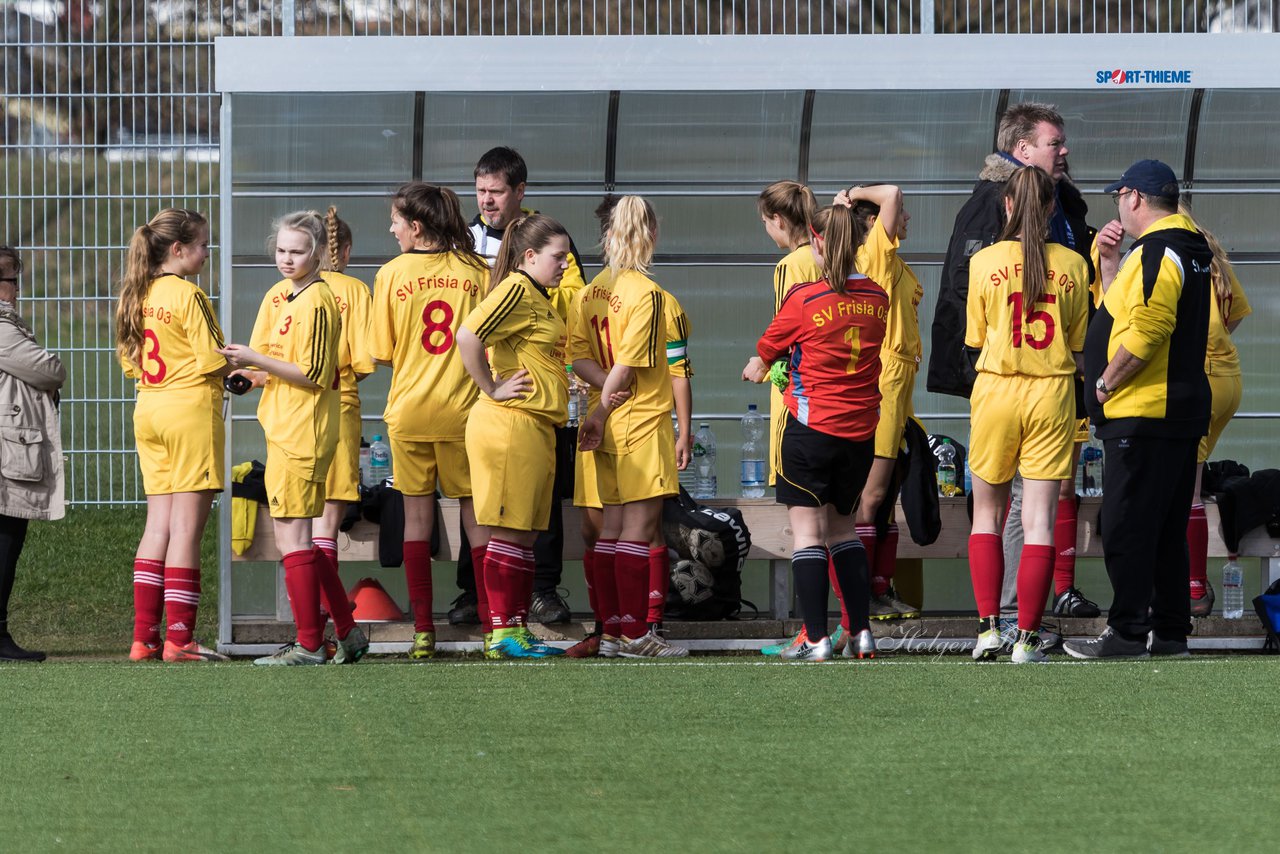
[565,366,580,426]
[740,404,766,498]
[692,422,717,500]
[358,439,371,488]
[936,438,957,497]
[963,458,973,496]
[1078,429,1104,497]
[1222,557,1244,619]
[367,434,391,486]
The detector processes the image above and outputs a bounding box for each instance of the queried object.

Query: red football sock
[485,539,527,629]
[872,523,900,595]
[514,543,536,625]
[594,540,620,637]
[282,549,324,651]
[313,545,356,639]
[583,547,601,624]
[647,546,669,626]
[163,565,200,646]
[403,540,434,633]
[1016,544,1056,632]
[968,532,1005,617]
[470,545,491,627]
[615,540,650,640]
[1188,504,1209,596]
[132,558,164,645]
[1052,497,1079,596]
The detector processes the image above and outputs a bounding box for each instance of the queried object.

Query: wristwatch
[1095,377,1113,395]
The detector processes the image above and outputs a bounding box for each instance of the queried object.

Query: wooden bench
[233,496,1280,621]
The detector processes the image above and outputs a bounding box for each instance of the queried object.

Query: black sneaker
[0,635,46,662]
[447,591,480,626]
[1053,586,1102,618]
[1148,632,1191,658]
[1063,627,1149,660]
[529,589,571,625]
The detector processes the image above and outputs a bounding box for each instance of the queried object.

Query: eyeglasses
[1111,189,1137,205]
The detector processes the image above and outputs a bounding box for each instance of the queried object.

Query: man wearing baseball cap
[1065,159,1213,660]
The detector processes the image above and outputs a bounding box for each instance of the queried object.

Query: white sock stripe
[886,523,899,532]
[830,539,866,555]
[615,542,651,558]
[135,559,165,568]
[1190,504,1205,512]
[313,538,338,549]
[133,572,164,586]
[164,592,201,604]
[793,547,828,561]
[855,525,877,534]
[488,541,526,559]
[595,542,617,555]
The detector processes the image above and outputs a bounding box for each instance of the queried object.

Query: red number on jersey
[1007,292,1057,350]
[421,300,455,354]
[589,314,614,369]
[141,328,167,385]
[278,315,293,336]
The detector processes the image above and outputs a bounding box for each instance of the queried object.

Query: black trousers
[0,514,31,630]
[1100,435,1198,641]
[456,425,578,595]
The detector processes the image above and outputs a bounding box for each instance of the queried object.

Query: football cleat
[829,625,848,655]
[842,628,877,659]
[599,636,622,658]
[779,635,834,662]
[332,625,369,665]
[619,630,690,658]
[515,627,564,656]
[869,586,922,620]
[1011,631,1049,664]
[1190,580,1215,618]
[973,619,1003,662]
[129,641,162,662]
[409,631,436,661]
[162,640,229,663]
[489,628,555,659]
[1052,586,1101,618]
[564,633,602,658]
[760,627,806,657]
[253,642,326,666]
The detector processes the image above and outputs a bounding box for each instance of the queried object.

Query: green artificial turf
[2,657,1277,853]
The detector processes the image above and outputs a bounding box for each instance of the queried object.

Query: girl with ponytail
[457,214,571,658]
[964,165,1089,663]
[116,208,229,663]
[743,204,889,661]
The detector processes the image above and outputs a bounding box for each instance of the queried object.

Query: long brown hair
[999,166,1055,309]
[1179,199,1233,301]
[392,182,486,270]
[491,214,570,288]
[323,205,353,272]
[757,181,816,247]
[810,205,857,294]
[116,208,207,369]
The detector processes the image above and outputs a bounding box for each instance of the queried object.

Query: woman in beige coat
[0,246,65,661]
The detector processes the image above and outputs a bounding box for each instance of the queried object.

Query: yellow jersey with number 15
[370,249,489,441]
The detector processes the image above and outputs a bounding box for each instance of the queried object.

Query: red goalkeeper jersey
[756,275,889,441]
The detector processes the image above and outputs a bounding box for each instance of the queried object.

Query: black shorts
[775,412,874,515]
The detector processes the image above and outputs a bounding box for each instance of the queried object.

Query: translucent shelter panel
[1195,91,1280,180]
[420,92,610,184]
[808,91,1002,184]
[614,92,805,183]
[1006,90,1194,183]
[1181,194,1280,254]
[231,195,399,259]
[231,93,416,183]
[1225,263,1280,418]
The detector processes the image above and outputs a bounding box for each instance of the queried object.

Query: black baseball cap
[1104,159,1180,198]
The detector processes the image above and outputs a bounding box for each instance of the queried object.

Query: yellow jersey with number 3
[965,241,1088,378]
[249,279,340,480]
[123,274,226,391]
[370,250,489,441]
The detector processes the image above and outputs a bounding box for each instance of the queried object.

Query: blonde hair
[999,166,1055,309]
[810,205,857,294]
[1179,199,1233,302]
[270,210,327,280]
[605,196,657,275]
[116,208,207,369]
[323,205,353,272]
[757,181,816,246]
[491,214,570,288]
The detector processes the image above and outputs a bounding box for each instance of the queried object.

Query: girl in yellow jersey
[458,214,571,659]
[116,208,229,663]
[578,196,689,658]
[313,206,374,641]
[1179,202,1250,615]
[965,167,1089,663]
[220,211,361,666]
[370,183,491,660]
[839,185,924,623]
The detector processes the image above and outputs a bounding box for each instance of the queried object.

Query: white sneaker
[619,630,690,658]
[973,628,1002,661]
[780,635,834,662]
[1011,632,1050,664]
[599,636,622,658]
[842,628,877,659]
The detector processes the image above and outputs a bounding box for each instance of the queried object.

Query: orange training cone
[348,578,405,622]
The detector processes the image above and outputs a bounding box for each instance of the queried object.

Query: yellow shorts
[596,418,678,505]
[324,404,361,503]
[1200,373,1242,463]
[969,372,1075,483]
[1073,417,1090,444]
[134,385,225,494]
[389,434,471,498]
[574,449,603,510]
[874,356,917,459]
[265,442,326,519]
[466,402,556,531]
[769,384,785,487]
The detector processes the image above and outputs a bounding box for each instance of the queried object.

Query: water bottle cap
[373,434,382,442]
[700,422,710,428]
[565,365,573,374]
[747,404,758,412]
